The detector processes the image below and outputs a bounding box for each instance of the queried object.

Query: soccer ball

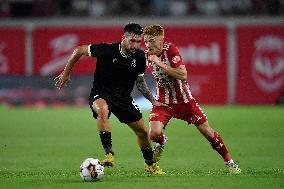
[79,158,104,182]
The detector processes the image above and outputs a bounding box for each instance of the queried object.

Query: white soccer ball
[79,158,104,182]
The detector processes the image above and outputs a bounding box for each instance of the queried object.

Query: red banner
[33,27,122,75]
[0,27,25,75]
[165,26,228,104]
[32,26,228,104]
[236,25,284,104]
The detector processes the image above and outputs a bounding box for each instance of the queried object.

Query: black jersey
[88,42,146,98]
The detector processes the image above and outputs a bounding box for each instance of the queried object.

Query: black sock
[99,131,114,155]
[141,146,154,165]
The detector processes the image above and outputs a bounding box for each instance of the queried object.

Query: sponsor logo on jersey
[172,56,181,64]
[93,95,99,99]
[131,59,136,67]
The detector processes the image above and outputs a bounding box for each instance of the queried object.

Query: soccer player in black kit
[54,23,165,175]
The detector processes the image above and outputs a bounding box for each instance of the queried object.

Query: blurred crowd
[0,76,92,107]
[0,0,283,18]
[0,75,155,107]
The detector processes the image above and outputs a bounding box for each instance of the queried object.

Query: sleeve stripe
[88,44,92,56]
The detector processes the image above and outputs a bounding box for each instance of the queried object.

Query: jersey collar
[119,42,131,58]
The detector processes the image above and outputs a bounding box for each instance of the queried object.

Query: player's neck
[120,42,131,58]
[120,42,129,56]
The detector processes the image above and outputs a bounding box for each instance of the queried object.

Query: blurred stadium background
[0,0,283,108]
[1,1,284,188]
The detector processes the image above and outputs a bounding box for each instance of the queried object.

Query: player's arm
[136,75,156,104]
[54,45,89,89]
[148,55,187,81]
[165,64,187,81]
[136,75,168,107]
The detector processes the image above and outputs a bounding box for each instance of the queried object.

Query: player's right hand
[148,55,160,65]
[54,72,70,89]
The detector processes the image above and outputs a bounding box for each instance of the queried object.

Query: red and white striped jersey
[145,42,193,105]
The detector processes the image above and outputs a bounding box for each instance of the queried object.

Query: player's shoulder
[163,41,172,51]
[94,42,119,48]
[164,41,180,56]
[164,41,178,51]
[107,42,120,49]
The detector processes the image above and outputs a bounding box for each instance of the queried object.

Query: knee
[92,104,109,120]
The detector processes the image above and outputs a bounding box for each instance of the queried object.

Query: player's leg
[149,121,166,144]
[148,106,171,163]
[128,119,152,164]
[91,98,114,166]
[196,121,241,173]
[149,121,168,163]
[128,119,166,175]
[112,98,165,174]
[180,98,241,173]
[196,121,230,161]
[92,98,111,131]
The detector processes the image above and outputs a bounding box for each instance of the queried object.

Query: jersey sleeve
[88,43,109,57]
[167,43,184,68]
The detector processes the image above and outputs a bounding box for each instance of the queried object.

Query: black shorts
[88,92,142,124]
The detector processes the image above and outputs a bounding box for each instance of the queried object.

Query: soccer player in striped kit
[143,24,241,174]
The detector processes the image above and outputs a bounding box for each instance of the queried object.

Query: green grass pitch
[1,105,284,189]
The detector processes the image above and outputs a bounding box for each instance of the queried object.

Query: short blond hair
[144,24,164,37]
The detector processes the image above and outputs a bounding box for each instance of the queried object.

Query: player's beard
[126,48,137,54]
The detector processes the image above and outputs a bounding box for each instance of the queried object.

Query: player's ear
[121,36,126,44]
[122,33,126,41]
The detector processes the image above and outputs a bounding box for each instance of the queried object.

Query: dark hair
[123,23,143,35]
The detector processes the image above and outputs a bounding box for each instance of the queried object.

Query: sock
[153,133,165,145]
[141,146,154,165]
[99,131,114,155]
[209,132,231,162]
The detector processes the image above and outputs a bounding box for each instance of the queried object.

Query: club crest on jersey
[172,56,181,64]
[131,59,136,67]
